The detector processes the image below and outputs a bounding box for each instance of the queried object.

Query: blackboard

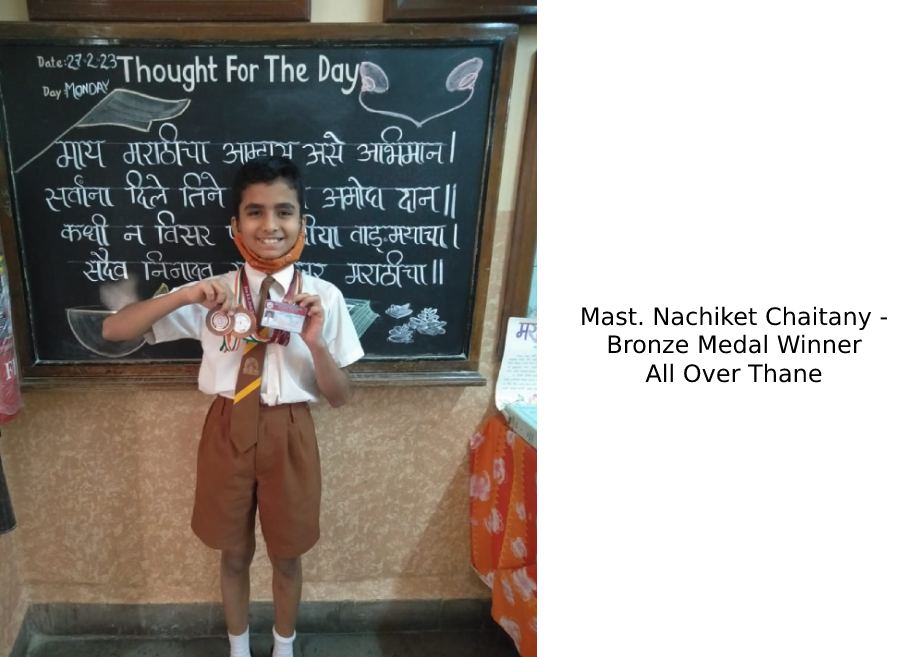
[0,23,517,385]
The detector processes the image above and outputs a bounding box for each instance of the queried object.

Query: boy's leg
[194,395,258,635]
[221,537,257,635]
[269,553,302,637]
[256,402,318,647]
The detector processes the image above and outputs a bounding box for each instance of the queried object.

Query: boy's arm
[102,279,232,342]
[308,340,353,408]
[293,292,353,407]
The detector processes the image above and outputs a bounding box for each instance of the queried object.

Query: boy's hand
[185,279,233,311]
[293,293,325,348]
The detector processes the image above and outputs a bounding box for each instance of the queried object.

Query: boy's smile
[232,181,304,259]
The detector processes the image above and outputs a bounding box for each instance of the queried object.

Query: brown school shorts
[191,396,321,559]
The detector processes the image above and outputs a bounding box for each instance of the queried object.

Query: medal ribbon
[240,268,300,345]
[219,268,300,351]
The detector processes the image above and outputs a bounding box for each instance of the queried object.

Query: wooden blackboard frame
[383,0,536,24]
[27,1,312,22]
[0,22,518,387]
[498,55,535,359]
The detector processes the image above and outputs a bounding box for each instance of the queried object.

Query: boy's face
[231,180,303,260]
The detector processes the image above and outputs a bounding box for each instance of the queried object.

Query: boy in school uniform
[103,156,364,657]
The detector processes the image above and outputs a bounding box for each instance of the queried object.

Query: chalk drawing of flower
[385,303,412,319]
[408,307,447,336]
[481,571,494,588]
[414,322,446,336]
[515,502,527,520]
[387,324,414,344]
[493,457,506,485]
[469,472,491,501]
[529,616,537,633]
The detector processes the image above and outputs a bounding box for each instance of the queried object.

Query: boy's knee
[221,545,255,575]
[269,554,301,579]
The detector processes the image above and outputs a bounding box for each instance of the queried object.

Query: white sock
[272,626,296,657]
[228,626,251,657]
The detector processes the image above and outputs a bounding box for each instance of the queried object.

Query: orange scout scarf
[232,229,306,274]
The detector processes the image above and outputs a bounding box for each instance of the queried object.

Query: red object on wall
[0,251,20,534]
[0,336,21,424]
[470,414,537,657]
[0,254,22,424]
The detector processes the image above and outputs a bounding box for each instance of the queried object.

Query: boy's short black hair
[231,156,306,215]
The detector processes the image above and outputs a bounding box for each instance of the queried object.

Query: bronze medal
[231,308,256,338]
[205,308,233,336]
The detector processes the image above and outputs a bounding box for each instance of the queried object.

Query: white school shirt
[148,263,364,404]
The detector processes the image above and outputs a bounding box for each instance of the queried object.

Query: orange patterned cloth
[470,414,537,657]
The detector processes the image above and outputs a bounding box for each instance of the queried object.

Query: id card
[261,300,306,333]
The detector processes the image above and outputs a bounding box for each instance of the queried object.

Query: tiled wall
[3,368,506,604]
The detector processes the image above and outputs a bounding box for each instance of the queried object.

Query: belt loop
[289,404,296,424]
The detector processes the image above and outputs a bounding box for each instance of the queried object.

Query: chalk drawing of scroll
[67,281,169,358]
[67,306,147,358]
[15,89,190,174]
[358,58,483,128]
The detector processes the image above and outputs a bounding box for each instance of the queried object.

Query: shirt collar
[243,262,296,295]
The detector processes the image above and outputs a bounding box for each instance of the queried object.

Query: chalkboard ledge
[20,368,486,388]
[351,370,486,386]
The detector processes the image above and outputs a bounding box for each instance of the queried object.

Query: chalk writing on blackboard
[1,38,503,366]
